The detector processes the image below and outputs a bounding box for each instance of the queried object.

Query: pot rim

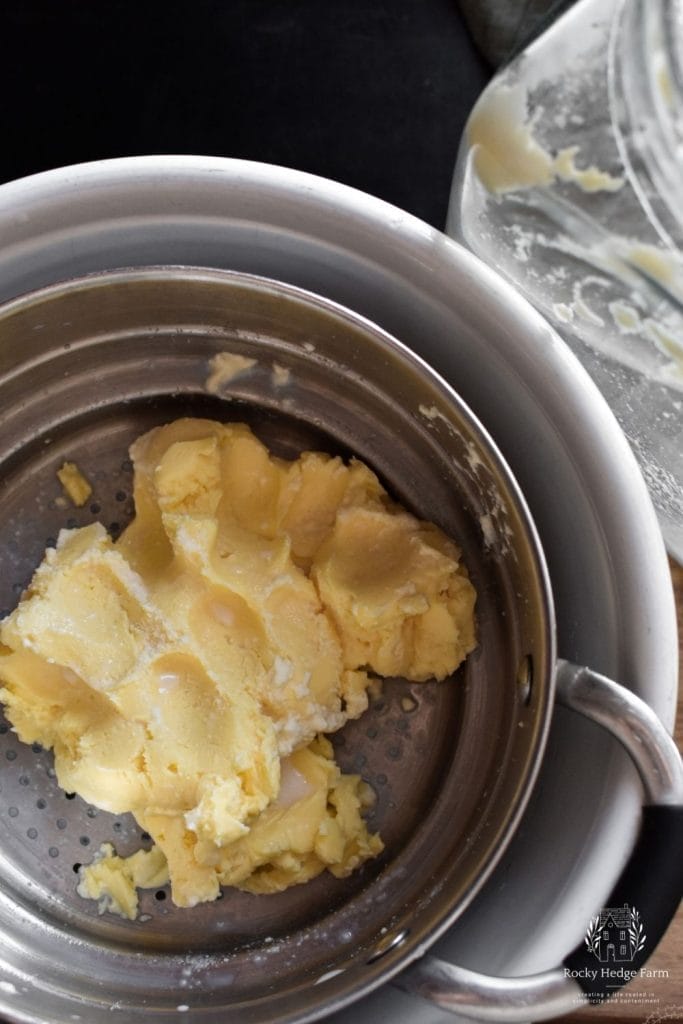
[0,156,676,1022]
[0,263,557,1023]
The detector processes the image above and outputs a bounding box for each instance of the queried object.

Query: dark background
[0,0,490,229]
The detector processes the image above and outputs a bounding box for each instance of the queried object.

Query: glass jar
[449,0,683,559]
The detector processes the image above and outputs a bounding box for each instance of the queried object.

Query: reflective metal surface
[0,157,677,1024]
[394,662,683,1020]
[556,661,683,806]
[0,267,553,1022]
[394,958,580,1023]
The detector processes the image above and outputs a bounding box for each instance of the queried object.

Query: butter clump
[0,418,476,917]
[56,461,93,507]
[468,83,624,195]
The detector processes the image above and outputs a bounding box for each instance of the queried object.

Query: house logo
[584,903,646,963]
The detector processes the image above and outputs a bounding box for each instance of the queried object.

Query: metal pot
[0,266,680,1023]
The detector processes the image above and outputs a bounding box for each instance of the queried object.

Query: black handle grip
[564,804,683,1003]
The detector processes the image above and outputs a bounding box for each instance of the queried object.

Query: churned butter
[0,418,476,918]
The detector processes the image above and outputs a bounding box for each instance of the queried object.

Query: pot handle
[394,660,683,1022]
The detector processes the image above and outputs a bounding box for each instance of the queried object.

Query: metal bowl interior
[0,268,554,1023]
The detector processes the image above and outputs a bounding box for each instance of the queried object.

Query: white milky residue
[552,302,574,323]
[464,441,485,472]
[479,513,497,547]
[271,363,291,387]
[609,300,641,334]
[272,656,293,686]
[417,404,456,435]
[205,352,256,394]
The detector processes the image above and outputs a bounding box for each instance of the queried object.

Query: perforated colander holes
[0,725,124,865]
[1,723,17,803]
[340,690,422,811]
[47,460,135,540]
[105,459,136,534]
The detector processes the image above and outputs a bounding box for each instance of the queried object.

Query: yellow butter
[57,461,93,507]
[0,418,476,917]
[77,843,169,920]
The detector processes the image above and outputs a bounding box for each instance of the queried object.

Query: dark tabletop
[0,0,490,229]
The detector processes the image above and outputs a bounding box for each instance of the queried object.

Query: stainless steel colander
[0,267,680,1024]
